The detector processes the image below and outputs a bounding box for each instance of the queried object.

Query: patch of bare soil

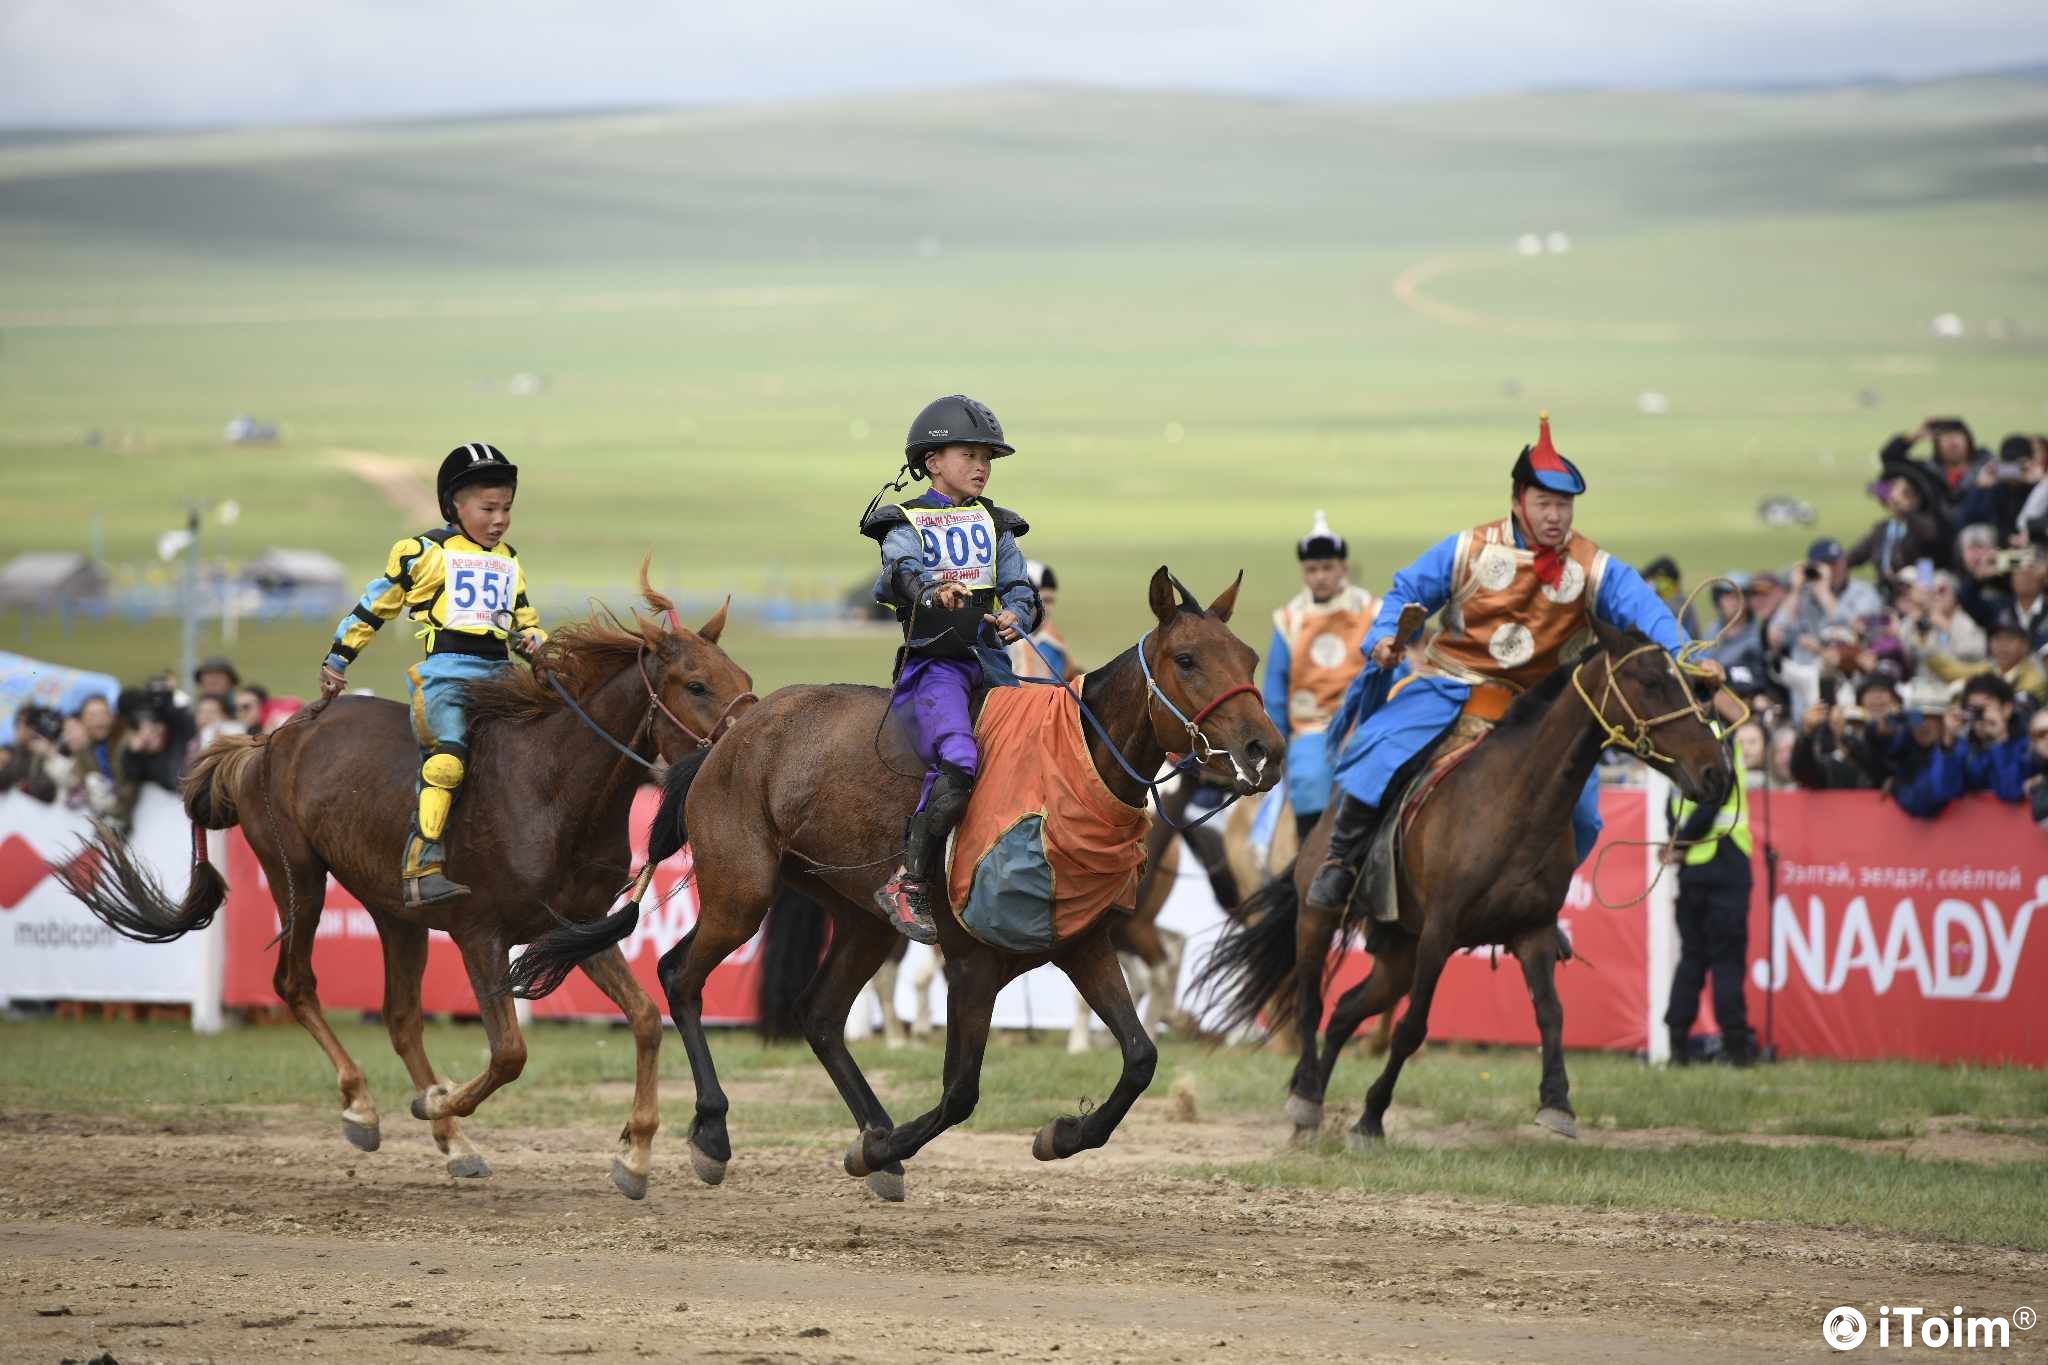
[2,1103,2040,1364]
[331,448,439,522]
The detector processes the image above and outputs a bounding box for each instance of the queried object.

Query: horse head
[635,556,757,760]
[1143,565,1284,795]
[1585,619,1731,809]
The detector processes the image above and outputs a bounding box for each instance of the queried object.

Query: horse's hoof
[842,1134,874,1179]
[1065,1033,1090,1056]
[884,1035,907,1053]
[446,1152,491,1179]
[341,1118,381,1152]
[865,1167,906,1202]
[1284,1093,1323,1132]
[611,1156,649,1201]
[1534,1107,1579,1140]
[687,1139,728,1187]
[1344,1129,1381,1154]
[1031,1119,1063,1162]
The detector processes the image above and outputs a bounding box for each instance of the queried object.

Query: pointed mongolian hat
[1296,508,1348,561]
[1511,410,1587,496]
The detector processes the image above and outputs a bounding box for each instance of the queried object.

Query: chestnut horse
[1196,621,1731,1145]
[62,573,754,1198]
[510,567,1283,1199]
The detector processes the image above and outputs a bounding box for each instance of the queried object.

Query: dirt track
[3,1105,2041,1363]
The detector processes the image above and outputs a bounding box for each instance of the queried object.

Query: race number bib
[904,503,997,591]
[441,551,519,633]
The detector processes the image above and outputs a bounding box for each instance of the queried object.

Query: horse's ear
[1148,567,1176,625]
[697,596,731,645]
[1207,570,1244,623]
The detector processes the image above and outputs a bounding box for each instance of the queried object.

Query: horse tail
[182,733,266,829]
[754,887,826,1042]
[1190,858,1304,1037]
[59,820,229,945]
[506,751,710,1000]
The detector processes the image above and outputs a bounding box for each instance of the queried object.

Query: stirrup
[405,869,472,908]
[874,870,939,945]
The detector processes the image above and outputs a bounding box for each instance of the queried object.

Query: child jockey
[1313,413,1725,916]
[861,394,1038,943]
[318,443,544,908]
[1007,560,1073,681]
[1262,511,1377,844]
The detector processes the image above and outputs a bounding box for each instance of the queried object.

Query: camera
[1802,563,1822,583]
[19,705,64,744]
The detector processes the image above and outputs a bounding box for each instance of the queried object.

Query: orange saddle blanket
[946,678,1149,952]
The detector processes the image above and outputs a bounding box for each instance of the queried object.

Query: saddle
[1354,681,1513,930]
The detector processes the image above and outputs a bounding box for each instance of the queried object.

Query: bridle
[1570,638,1743,763]
[536,636,755,773]
[1134,628,1265,785]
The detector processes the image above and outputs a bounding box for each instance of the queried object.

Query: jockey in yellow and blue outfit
[1310,413,1688,914]
[1262,511,1375,844]
[317,444,544,908]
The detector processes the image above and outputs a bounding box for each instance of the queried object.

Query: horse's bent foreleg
[1316,934,1416,1098]
[1355,933,1454,1144]
[1037,925,1158,1160]
[850,945,1004,1172]
[578,944,665,1198]
[1286,898,1344,1132]
[1513,925,1576,1139]
[376,916,486,1177]
[798,906,908,1199]
[414,932,526,1121]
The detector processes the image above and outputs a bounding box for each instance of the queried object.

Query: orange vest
[1273,584,1375,734]
[1424,517,1610,691]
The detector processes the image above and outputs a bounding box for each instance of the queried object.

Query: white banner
[0,787,224,1030]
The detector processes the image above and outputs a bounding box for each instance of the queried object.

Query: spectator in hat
[1958,435,2043,543]
[1894,673,2030,817]
[1881,417,1987,518]
[1640,556,1701,638]
[1703,574,1768,687]
[1771,538,1884,662]
[1926,607,2048,706]
[2006,550,2048,653]
[193,656,240,702]
[1893,570,1986,665]
[1848,460,1951,578]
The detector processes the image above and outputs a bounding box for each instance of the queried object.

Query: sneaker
[874,869,939,945]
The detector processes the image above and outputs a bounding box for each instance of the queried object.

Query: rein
[540,642,756,773]
[1017,628,1262,833]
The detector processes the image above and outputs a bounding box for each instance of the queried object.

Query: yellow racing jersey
[326,528,543,667]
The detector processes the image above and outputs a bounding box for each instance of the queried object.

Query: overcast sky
[3,1,2044,128]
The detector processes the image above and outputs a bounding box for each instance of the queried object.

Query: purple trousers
[891,655,980,806]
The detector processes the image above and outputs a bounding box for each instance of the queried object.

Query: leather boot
[402,824,471,908]
[876,762,975,944]
[1306,793,1380,911]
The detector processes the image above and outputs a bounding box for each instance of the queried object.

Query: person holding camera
[1790,674,1902,790]
[1958,435,2044,545]
[1770,539,1882,715]
[2025,710,2048,832]
[1894,569,1986,663]
[1880,417,1986,519]
[1849,460,1950,579]
[1893,673,2031,818]
[1927,607,2048,706]
[2,703,72,803]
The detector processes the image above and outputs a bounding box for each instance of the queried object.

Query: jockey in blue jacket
[1262,511,1376,844]
[1311,412,1710,914]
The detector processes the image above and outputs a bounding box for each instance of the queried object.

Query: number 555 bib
[905,503,997,592]
[441,551,519,633]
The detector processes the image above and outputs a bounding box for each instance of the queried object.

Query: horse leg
[1066,982,1094,1055]
[1315,934,1416,1098]
[412,931,527,1121]
[577,945,665,1198]
[847,944,1006,1174]
[796,905,909,1200]
[657,856,777,1185]
[1512,925,1577,1139]
[1148,928,1186,1035]
[1353,934,1454,1146]
[910,946,940,1040]
[874,953,907,1051]
[1285,899,1343,1135]
[1034,924,1159,1161]
[266,858,374,1150]
[376,916,487,1178]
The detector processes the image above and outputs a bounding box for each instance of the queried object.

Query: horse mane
[1490,625,1651,735]
[463,562,679,725]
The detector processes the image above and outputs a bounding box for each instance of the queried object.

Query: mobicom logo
[1752,873,2043,1002]
[1823,1303,2032,1351]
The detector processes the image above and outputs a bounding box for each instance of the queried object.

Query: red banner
[1325,789,1653,1052]
[222,790,762,1025]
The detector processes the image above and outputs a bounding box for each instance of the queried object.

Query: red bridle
[638,642,755,751]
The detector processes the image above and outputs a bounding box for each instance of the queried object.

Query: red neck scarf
[1513,505,1567,587]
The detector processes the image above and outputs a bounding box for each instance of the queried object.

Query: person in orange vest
[1007,560,1075,680]
[1262,512,1377,843]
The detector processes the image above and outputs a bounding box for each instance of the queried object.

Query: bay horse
[510,567,1283,1199]
[1196,620,1730,1145]
[61,570,754,1198]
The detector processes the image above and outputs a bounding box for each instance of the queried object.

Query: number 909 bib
[905,503,997,592]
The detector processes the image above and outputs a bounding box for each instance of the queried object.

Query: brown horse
[1196,620,1730,1145]
[510,567,1283,1199]
[62,572,754,1198]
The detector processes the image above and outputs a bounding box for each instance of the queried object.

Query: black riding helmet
[904,394,1014,478]
[436,442,518,523]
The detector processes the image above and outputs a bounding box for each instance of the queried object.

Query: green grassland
[3,1019,2043,1248]
[4,80,2047,699]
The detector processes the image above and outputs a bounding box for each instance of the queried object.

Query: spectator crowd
[1,657,298,833]
[1668,417,2048,829]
